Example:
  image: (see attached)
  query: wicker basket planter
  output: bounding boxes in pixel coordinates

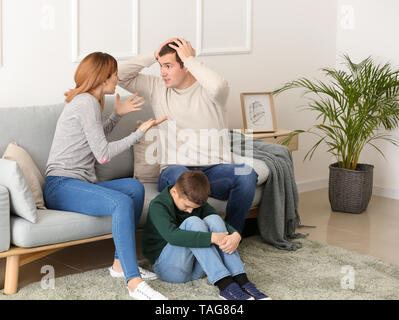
[328,163,374,214]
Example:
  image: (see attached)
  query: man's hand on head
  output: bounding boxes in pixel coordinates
[167,38,196,63]
[154,37,179,60]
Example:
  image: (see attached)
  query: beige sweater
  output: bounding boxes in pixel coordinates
[118,54,232,169]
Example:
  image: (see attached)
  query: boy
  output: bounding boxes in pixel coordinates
[142,170,270,300]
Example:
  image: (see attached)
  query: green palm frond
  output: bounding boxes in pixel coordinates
[274,55,399,170]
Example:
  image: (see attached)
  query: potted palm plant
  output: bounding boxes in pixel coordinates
[274,55,399,213]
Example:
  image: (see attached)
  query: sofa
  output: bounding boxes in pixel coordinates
[0,96,269,295]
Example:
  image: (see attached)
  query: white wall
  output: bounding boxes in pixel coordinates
[336,0,399,199]
[1,0,341,193]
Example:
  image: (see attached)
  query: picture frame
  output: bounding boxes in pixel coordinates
[240,92,278,133]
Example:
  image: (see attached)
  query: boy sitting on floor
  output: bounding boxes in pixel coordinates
[142,170,271,300]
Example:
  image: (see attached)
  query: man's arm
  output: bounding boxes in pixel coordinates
[117,54,162,100]
[169,39,230,108]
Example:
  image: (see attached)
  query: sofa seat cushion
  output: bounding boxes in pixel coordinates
[232,153,270,186]
[10,184,265,248]
[10,210,113,248]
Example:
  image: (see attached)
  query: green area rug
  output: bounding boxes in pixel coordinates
[1,236,398,300]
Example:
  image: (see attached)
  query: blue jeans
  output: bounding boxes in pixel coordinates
[43,176,144,282]
[153,214,246,284]
[158,164,258,233]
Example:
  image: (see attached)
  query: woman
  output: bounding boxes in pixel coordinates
[44,52,167,300]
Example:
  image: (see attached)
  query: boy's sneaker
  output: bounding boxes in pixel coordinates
[138,267,158,280]
[108,266,157,280]
[219,282,255,300]
[241,282,272,300]
[128,281,168,300]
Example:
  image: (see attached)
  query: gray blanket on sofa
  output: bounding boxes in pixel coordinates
[229,130,306,251]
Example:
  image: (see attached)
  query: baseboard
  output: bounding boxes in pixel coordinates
[297,178,328,193]
[297,178,399,200]
[372,185,399,200]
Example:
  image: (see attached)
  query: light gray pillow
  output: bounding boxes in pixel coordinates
[232,153,270,185]
[0,159,37,223]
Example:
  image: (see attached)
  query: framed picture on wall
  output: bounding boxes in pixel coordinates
[240,92,278,133]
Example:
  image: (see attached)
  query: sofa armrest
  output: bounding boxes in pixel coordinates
[0,184,10,252]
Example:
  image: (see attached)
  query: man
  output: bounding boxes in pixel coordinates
[118,38,257,233]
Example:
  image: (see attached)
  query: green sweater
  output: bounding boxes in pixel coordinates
[142,185,237,264]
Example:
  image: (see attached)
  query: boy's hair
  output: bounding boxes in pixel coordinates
[175,171,210,206]
[158,42,184,68]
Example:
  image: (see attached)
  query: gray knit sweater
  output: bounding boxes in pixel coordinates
[46,93,144,183]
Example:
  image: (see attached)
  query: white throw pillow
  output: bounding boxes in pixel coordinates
[3,142,46,209]
[0,159,37,223]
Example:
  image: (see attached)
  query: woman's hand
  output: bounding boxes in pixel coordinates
[114,93,145,116]
[137,116,168,134]
[218,232,241,254]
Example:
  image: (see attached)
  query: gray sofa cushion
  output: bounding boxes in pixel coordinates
[0,103,64,177]
[10,209,113,248]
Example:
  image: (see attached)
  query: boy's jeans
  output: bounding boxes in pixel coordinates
[158,164,258,234]
[153,214,246,284]
[44,176,144,282]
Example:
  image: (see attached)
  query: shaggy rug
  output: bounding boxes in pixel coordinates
[1,236,398,300]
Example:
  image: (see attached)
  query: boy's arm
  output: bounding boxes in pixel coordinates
[148,202,212,248]
[117,54,162,100]
[201,203,241,254]
[201,202,238,235]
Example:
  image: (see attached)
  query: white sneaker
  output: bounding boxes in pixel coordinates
[108,266,124,278]
[138,267,158,280]
[108,266,158,280]
[128,281,168,300]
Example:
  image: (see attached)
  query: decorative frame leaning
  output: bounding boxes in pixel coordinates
[240,92,277,133]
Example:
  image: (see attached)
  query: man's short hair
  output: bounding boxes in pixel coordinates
[175,171,210,206]
[159,42,184,68]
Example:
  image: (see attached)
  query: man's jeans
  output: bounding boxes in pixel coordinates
[158,164,258,233]
[153,214,246,284]
[44,176,144,282]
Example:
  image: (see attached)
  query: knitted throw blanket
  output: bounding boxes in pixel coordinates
[229,130,306,250]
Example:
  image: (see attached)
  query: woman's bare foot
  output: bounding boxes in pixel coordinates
[112,259,123,273]
[127,277,143,292]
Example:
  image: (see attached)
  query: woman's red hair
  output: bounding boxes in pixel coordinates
[65,52,117,110]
